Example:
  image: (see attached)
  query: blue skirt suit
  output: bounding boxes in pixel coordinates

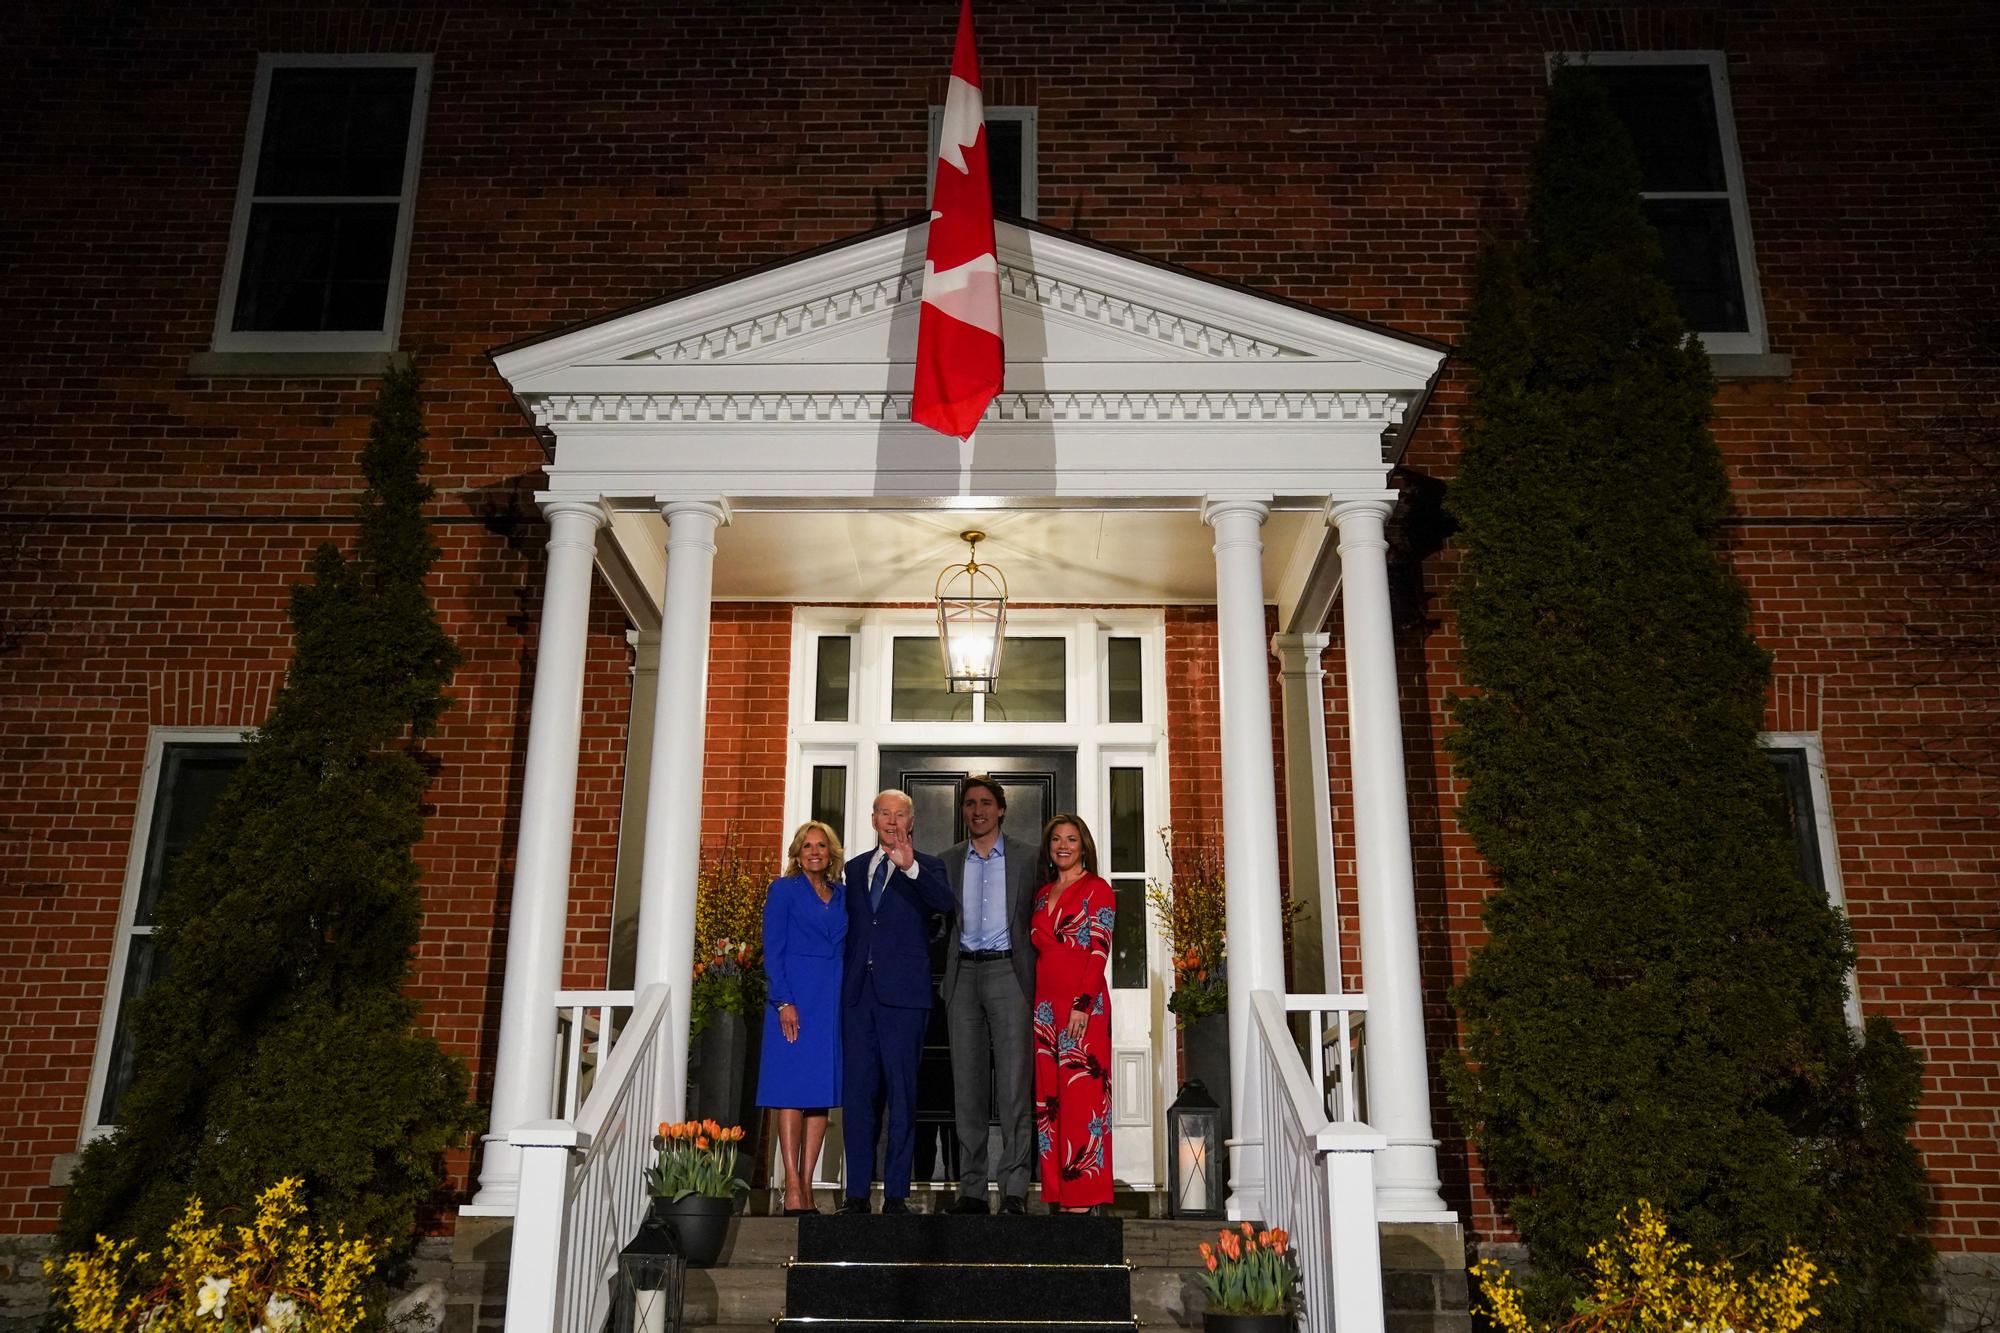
[755,873,847,1109]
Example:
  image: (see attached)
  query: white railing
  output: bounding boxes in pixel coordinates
[552,989,636,1120]
[1283,992,1368,1124]
[1250,989,1387,1333]
[506,983,671,1333]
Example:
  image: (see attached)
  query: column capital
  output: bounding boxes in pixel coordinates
[1271,631,1334,674]
[1201,493,1274,528]
[1326,492,1398,536]
[534,493,611,525]
[655,495,732,527]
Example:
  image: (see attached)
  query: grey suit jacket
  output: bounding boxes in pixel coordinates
[940,833,1040,1004]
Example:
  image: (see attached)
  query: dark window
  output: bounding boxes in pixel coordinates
[1108,767,1147,990]
[1107,637,1144,723]
[228,64,423,336]
[100,742,248,1124]
[1591,61,1752,336]
[1767,747,1827,895]
[986,637,1065,722]
[810,765,849,838]
[987,118,1025,218]
[813,636,852,722]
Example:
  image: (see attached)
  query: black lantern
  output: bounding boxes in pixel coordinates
[613,1212,687,1333]
[1166,1079,1224,1219]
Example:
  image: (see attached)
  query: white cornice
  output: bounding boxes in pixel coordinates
[528,389,1410,430]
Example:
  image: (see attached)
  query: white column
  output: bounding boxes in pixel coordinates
[633,498,729,1123]
[608,630,661,989]
[1331,495,1452,1221]
[1202,495,1288,1221]
[1272,631,1342,994]
[468,496,608,1214]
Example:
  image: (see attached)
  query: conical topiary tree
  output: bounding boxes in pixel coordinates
[1443,65,1931,1330]
[59,364,477,1276]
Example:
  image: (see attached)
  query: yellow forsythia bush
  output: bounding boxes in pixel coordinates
[46,1179,378,1333]
[1472,1201,1830,1333]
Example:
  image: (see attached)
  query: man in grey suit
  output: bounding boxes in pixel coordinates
[940,775,1039,1214]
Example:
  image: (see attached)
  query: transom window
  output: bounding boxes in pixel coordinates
[1562,52,1768,356]
[213,55,432,353]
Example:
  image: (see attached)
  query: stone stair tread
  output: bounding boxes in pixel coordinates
[776,1323,1139,1332]
[784,1263,1132,1322]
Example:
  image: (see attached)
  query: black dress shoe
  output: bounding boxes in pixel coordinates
[783,1206,818,1217]
[836,1197,869,1215]
[998,1195,1027,1215]
[947,1196,990,1215]
[880,1197,912,1215]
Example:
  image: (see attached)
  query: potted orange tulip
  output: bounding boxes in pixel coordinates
[646,1118,749,1266]
[1196,1221,1300,1332]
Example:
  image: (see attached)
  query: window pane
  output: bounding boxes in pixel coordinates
[135,744,248,927]
[814,636,852,722]
[256,67,417,196]
[1107,637,1143,723]
[98,936,158,1124]
[1112,878,1146,990]
[810,765,848,836]
[1767,748,1827,894]
[107,741,247,1123]
[1595,65,1725,193]
[891,636,970,721]
[987,637,1065,722]
[988,117,1025,218]
[1108,767,1145,875]
[1644,198,1748,333]
[232,202,398,332]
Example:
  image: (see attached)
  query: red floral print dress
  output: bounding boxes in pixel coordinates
[1030,872,1114,1207]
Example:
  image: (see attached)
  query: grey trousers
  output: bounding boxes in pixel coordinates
[946,957,1035,1201]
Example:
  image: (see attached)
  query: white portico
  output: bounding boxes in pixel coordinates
[464,217,1452,1228]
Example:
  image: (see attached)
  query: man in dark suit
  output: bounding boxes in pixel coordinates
[940,776,1040,1215]
[840,788,956,1214]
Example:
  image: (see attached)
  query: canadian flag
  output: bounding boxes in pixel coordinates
[912,0,1004,441]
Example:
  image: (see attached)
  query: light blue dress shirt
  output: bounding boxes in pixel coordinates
[960,840,1011,951]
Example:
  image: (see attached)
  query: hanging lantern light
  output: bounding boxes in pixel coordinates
[935,529,1007,693]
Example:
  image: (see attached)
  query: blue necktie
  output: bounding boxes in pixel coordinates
[870,855,892,912]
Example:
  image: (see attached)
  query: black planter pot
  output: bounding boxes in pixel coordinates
[689,1009,748,1127]
[647,1194,735,1267]
[1181,1010,1233,1137]
[1201,1313,1292,1333]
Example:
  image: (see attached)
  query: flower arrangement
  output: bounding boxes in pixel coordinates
[1471,1201,1829,1333]
[647,1119,751,1201]
[690,833,767,1035]
[1197,1221,1299,1316]
[1146,828,1229,1021]
[45,1178,377,1333]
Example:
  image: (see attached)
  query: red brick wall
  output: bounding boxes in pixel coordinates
[2,0,1993,1255]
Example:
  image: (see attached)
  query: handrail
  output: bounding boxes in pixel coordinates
[506,983,672,1333]
[1251,989,1386,1333]
[1283,992,1368,1124]
[552,989,636,1120]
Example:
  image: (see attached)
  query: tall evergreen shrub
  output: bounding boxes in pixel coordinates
[59,366,477,1273]
[1444,67,1931,1330]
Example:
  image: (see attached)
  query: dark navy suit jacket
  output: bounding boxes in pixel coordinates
[842,847,955,1009]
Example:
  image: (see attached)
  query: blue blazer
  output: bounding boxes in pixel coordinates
[842,847,955,1010]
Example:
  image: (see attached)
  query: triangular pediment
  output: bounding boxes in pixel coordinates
[493,218,1447,398]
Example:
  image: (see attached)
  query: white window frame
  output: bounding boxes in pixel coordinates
[928,104,1038,221]
[1762,731,1863,1030]
[1556,51,1769,356]
[211,53,433,354]
[81,726,251,1142]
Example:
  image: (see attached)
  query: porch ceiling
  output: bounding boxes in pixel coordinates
[630,506,1314,604]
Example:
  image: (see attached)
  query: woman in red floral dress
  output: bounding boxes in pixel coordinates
[1030,814,1114,1212]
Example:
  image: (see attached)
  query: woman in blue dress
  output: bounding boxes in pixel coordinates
[756,819,847,1216]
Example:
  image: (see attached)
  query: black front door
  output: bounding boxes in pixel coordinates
[875,748,1078,1185]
